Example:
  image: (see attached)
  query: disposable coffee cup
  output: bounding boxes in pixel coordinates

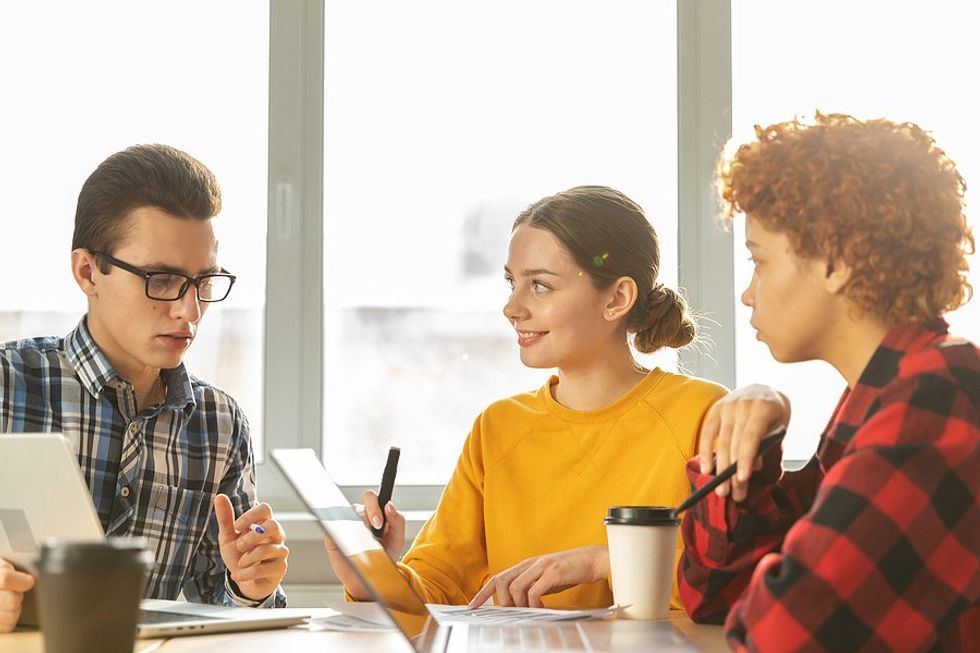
[36,538,154,653]
[604,506,679,620]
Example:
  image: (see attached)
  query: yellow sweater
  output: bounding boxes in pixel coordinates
[398,369,727,609]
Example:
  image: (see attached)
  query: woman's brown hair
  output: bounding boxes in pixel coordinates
[514,185,696,353]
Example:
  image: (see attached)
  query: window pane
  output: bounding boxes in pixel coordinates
[732,0,980,460]
[323,1,677,484]
[0,2,269,454]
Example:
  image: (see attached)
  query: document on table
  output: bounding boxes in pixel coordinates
[313,601,620,631]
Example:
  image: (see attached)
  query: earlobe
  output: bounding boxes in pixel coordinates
[604,277,639,320]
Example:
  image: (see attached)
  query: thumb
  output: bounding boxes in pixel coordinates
[213,494,238,544]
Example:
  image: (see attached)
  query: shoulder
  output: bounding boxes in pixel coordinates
[639,370,728,413]
[897,332,979,404]
[1,335,66,361]
[859,333,979,450]
[186,373,250,431]
[0,336,67,380]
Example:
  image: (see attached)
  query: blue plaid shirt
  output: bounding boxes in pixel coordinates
[0,317,286,608]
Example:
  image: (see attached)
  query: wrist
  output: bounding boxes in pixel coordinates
[592,545,610,583]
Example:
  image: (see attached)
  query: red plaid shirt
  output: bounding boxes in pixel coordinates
[678,320,980,652]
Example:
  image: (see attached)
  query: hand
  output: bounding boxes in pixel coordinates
[214,494,289,602]
[468,545,609,609]
[324,490,406,600]
[698,384,791,502]
[0,557,34,633]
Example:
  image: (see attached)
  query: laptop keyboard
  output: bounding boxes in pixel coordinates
[468,624,587,652]
[138,609,221,625]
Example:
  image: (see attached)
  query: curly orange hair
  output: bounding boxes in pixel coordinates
[717,112,974,323]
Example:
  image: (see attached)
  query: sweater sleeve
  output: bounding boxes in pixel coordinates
[397,417,489,605]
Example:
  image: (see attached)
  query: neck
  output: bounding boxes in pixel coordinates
[85,314,162,408]
[823,312,892,388]
[552,345,649,411]
[135,374,164,411]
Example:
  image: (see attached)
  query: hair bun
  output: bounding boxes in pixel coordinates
[633,284,696,352]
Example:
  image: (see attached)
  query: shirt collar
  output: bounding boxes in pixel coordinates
[65,316,198,416]
[65,317,119,398]
[856,318,950,390]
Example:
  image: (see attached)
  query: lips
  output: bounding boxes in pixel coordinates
[516,329,548,347]
[158,332,194,350]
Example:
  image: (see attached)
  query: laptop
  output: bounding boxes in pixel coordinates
[272,447,702,652]
[0,433,307,637]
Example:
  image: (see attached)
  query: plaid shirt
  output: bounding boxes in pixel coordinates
[678,320,979,652]
[0,318,286,608]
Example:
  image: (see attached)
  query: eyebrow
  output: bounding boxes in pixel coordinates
[503,266,560,277]
[143,262,221,276]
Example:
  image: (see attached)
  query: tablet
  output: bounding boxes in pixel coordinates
[0,433,104,572]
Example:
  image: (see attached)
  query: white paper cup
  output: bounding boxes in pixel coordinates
[604,506,679,620]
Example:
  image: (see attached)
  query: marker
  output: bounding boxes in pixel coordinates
[249,523,266,535]
[670,428,786,519]
[372,446,400,539]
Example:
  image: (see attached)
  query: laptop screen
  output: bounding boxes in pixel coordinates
[272,449,437,647]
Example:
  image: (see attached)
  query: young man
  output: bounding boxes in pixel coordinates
[679,114,979,651]
[0,145,289,632]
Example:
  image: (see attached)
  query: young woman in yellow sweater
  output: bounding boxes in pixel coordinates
[327,186,727,610]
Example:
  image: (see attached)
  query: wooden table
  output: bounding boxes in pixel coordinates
[8,609,728,652]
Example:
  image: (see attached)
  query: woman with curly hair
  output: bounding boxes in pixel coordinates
[679,113,979,651]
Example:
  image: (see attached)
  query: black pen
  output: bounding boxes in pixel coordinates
[670,428,786,520]
[372,446,400,539]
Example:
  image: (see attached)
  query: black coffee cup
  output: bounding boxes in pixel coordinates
[36,538,154,653]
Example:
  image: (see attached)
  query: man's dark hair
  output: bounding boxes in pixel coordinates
[72,144,222,272]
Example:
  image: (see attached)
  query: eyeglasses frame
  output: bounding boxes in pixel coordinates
[88,250,237,303]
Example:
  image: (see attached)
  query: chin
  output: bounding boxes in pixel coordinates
[519,353,555,370]
[767,345,805,365]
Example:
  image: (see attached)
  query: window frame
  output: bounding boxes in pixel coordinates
[260,0,735,512]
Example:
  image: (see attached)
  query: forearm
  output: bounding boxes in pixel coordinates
[679,450,818,622]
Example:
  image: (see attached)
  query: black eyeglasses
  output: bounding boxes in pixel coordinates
[89,250,237,302]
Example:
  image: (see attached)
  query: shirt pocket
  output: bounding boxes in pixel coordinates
[141,483,215,597]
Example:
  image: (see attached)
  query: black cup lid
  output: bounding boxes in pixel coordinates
[604,505,679,526]
[39,537,154,572]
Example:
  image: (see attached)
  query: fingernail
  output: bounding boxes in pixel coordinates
[371,516,382,528]
[700,461,709,474]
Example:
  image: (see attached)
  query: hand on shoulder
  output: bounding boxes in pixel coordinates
[699,384,791,502]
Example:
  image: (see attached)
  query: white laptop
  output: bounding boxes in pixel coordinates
[272,447,702,653]
[0,433,307,637]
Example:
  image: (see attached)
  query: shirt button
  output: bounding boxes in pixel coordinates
[121,486,131,498]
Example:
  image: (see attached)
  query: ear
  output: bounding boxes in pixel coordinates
[603,276,638,321]
[71,249,100,298]
[823,257,852,295]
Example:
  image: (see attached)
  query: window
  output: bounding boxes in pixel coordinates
[322,0,678,484]
[731,0,980,460]
[0,1,269,452]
